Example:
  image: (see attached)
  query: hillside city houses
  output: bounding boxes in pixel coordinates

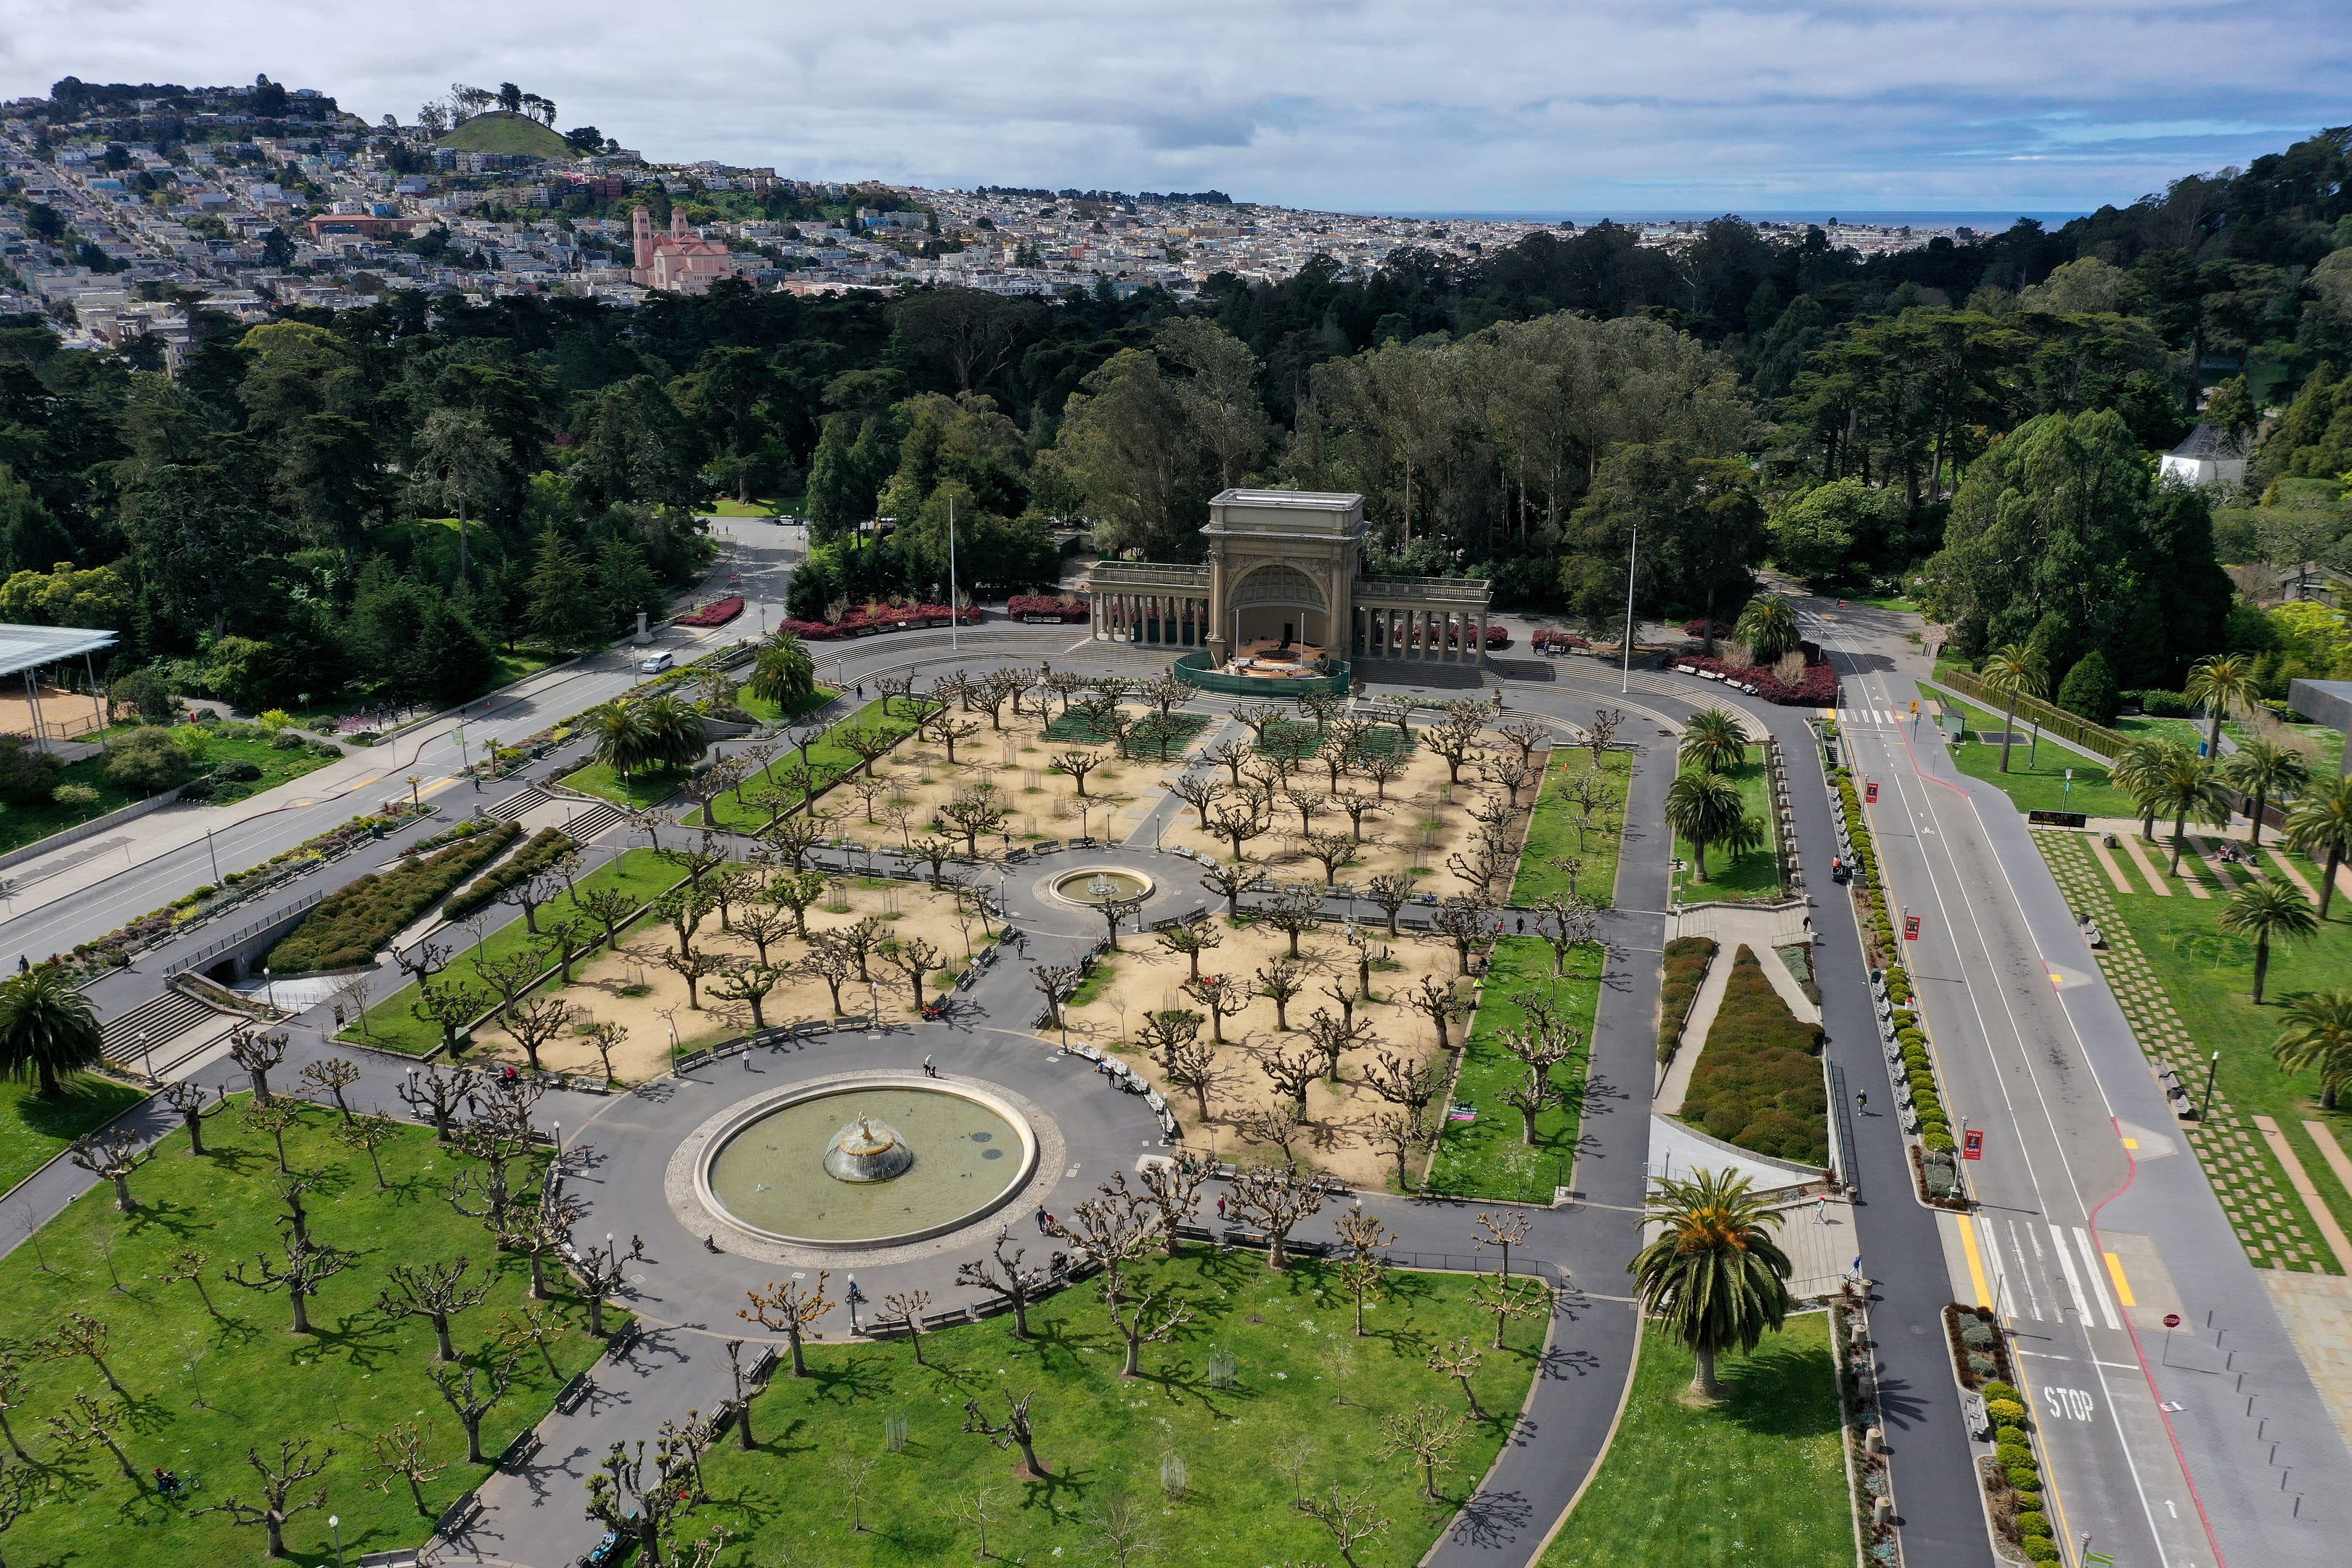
[1,81,1970,361]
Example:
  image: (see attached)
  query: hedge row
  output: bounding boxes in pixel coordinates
[1657,936,1718,1063]
[446,826,579,920]
[1832,764,1898,965]
[1679,944,1829,1166]
[1931,669,2128,759]
[267,821,523,973]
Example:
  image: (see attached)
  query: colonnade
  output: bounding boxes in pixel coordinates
[1089,592,1210,647]
[1352,605,1489,663]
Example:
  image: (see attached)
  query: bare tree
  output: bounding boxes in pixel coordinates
[298,1058,362,1121]
[1048,746,1106,798]
[882,1289,934,1365]
[1258,882,1326,957]
[882,934,944,1012]
[1427,1336,1487,1419]
[652,936,729,1010]
[1252,1039,1321,1116]
[335,1111,400,1189]
[498,995,578,1074]
[722,1339,760,1450]
[1199,857,1268,918]
[393,936,453,989]
[1167,771,1225,830]
[562,1233,626,1336]
[428,1352,518,1465]
[1334,1209,1395,1335]
[1303,1479,1391,1567]
[226,1233,355,1335]
[1226,1162,1327,1270]
[163,1079,229,1155]
[1298,829,1361,885]
[1380,1403,1469,1501]
[1363,1049,1439,1114]
[412,977,491,1053]
[380,1257,491,1362]
[240,1096,303,1175]
[1420,703,1489,784]
[941,788,1011,854]
[800,936,857,1017]
[1496,717,1549,767]
[398,1063,478,1141]
[963,1389,1050,1477]
[44,1389,136,1483]
[38,1312,126,1396]
[369,1419,448,1514]
[1474,1208,1533,1281]
[1433,893,1493,974]
[1136,1161,1207,1254]
[740,1273,833,1377]
[764,809,838,872]
[1180,973,1246,1044]
[1093,889,1148,952]
[573,883,640,951]
[956,1234,1040,1338]
[229,1027,289,1103]
[1202,795,1271,860]
[588,1437,695,1568]
[1331,790,1386,844]
[951,1480,1009,1556]
[1252,961,1304,1031]
[709,959,788,1031]
[0,1354,31,1459]
[1089,1490,1158,1568]
[496,1303,568,1373]
[1404,976,1468,1053]
[1300,1006,1372,1082]
[1532,894,1599,977]
[1363,870,1413,936]
[1148,1023,1228,1126]
[1155,919,1222,979]
[1367,1108,1438,1191]
[1583,706,1623,767]
[496,870,562,936]
[1230,1103,1312,1166]
[1470,1270,1548,1349]
[68,1130,155,1213]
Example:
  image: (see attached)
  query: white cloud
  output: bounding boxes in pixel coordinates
[5,1,2346,211]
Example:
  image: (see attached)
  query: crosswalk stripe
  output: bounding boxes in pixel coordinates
[2074,1228,2122,1331]
[2050,1222,2094,1326]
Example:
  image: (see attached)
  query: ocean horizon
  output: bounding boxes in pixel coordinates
[1382,208,2091,230]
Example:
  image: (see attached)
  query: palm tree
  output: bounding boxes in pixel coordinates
[637,695,709,773]
[1733,595,1800,665]
[1628,1168,1792,1403]
[2144,748,2232,876]
[2285,774,2352,920]
[745,632,817,711]
[581,701,657,785]
[2273,991,2352,1110]
[2112,737,2189,842]
[1679,709,1747,775]
[1976,644,2046,775]
[2218,739,2310,849]
[2184,653,2260,763]
[2218,881,2319,1004]
[1665,769,1747,883]
[0,966,105,1098]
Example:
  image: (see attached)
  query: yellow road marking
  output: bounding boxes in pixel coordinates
[418,776,460,797]
[2104,1251,2136,1307]
[2121,1138,2139,1149]
[1959,1214,1993,1309]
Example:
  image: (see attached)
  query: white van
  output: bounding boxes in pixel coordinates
[638,650,674,674]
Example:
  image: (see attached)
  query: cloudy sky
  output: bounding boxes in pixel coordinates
[6,1,2345,216]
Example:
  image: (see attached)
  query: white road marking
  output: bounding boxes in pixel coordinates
[2075,1226,2122,1331]
[2051,1222,2093,1323]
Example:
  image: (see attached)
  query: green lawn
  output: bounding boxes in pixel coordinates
[2035,830,2352,1265]
[1921,686,2141,819]
[0,1073,150,1193]
[1678,748,1780,903]
[691,1247,1545,1568]
[556,759,692,809]
[1426,936,1598,1202]
[706,497,781,517]
[342,848,681,1055]
[1538,1313,1850,1568]
[0,1099,609,1568]
[0,726,340,859]
[735,682,839,727]
[1511,748,1630,905]
[696,697,921,831]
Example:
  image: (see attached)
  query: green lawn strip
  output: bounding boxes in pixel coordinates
[1045,709,1212,758]
[2059,848,2352,1257]
[0,1074,150,1193]
[1426,936,1596,1201]
[1254,718,1417,761]
[706,498,780,517]
[1919,686,2141,819]
[0,727,339,859]
[1511,748,1629,905]
[733,682,838,727]
[556,759,690,809]
[2224,719,2345,775]
[341,847,680,1055]
[1537,1313,1849,1568]
[695,1247,1543,1567]
[0,1102,610,1568]
[1675,945,1829,1167]
[2115,714,2205,748]
[695,696,923,831]
[1677,748,1779,903]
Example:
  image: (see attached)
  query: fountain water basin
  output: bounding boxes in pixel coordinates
[1051,867,1153,906]
[700,1081,1035,1247]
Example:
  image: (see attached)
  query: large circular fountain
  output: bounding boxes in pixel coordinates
[1052,867,1153,906]
[700,1081,1036,1246]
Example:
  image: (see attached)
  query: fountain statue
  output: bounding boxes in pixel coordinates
[824,1114,915,1183]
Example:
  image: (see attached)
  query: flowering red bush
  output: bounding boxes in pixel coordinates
[774,604,984,641]
[1532,629,1588,651]
[1008,593,1090,623]
[1675,647,1837,706]
[1681,618,1734,638]
[676,596,745,627]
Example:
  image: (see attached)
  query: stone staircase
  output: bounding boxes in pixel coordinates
[99,983,240,1079]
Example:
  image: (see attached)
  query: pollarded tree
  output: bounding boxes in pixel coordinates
[1419,703,1488,784]
[588,1437,697,1567]
[228,1025,289,1103]
[68,1129,155,1214]
[883,936,944,1012]
[1432,893,1493,974]
[1167,771,1225,832]
[1363,1048,1438,1114]
[1135,1160,1209,1254]
[163,1079,229,1155]
[397,1063,479,1141]
[1199,858,1268,919]
[1255,961,1305,1030]
[1334,1208,1394,1335]
[1629,1167,1793,1402]
[957,1233,1042,1338]
[1532,894,1599,978]
[378,1257,492,1362]
[1225,1161,1327,1270]
[709,959,788,1030]
[963,1389,1050,1478]
[1470,1270,1548,1350]
[1299,829,1363,885]
[1426,1336,1487,1419]
[1405,975,1468,1053]
[1204,796,1271,860]
[226,1233,356,1336]
[1181,973,1247,1044]
[37,1312,126,1397]
[1049,747,1106,798]
[740,1272,833,1377]
[369,1418,449,1514]
[1367,1108,1437,1191]
[298,1057,362,1121]
[1156,918,1222,980]
[195,1438,333,1559]
[412,978,490,1052]
[1363,870,1413,936]
[499,995,579,1074]
[430,1351,519,1466]
[1259,882,1325,957]
[1379,1402,1467,1503]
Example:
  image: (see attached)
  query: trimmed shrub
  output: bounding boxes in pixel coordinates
[266,820,521,972]
[1996,1440,2035,1469]
[2012,1490,2042,1515]
[2022,1535,2060,1563]
[1986,1398,2028,1427]
[445,826,579,920]
[213,759,263,783]
[1966,1352,1996,1379]
[1994,1423,2029,1450]
[1981,1381,2021,1405]
[2015,1511,2049,1538]
[103,727,195,793]
[1923,1129,1956,1153]
[271,729,306,749]
[1961,1320,1997,1351]
[1678,945,1828,1165]
[1657,936,1718,1061]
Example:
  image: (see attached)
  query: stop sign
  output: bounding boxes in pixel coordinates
[2164,1314,2181,1328]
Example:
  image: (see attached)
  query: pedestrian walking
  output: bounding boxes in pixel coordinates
[1855,1090,1868,1112]
[1516,916,1526,934]
[923,1053,935,1077]
[1814,1196,1829,1225]
[1036,1204,1050,1233]
[629,1234,645,1260]
[1216,1195,1227,1219]
[333,1005,346,1029]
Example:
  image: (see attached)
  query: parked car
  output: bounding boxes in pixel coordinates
[638,650,674,674]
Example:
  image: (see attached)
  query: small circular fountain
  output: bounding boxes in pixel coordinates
[698,1080,1037,1247]
[1052,867,1153,906]
[824,1115,915,1183]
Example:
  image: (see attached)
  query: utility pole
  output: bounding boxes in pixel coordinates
[1620,523,1639,695]
[947,491,960,654]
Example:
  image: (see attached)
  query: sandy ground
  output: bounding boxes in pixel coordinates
[1153,716,1538,897]
[474,875,986,1083]
[1055,912,1465,1188]
[819,701,1201,850]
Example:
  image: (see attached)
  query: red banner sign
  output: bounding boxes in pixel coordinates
[1962,1128,1985,1161]
[1865,780,1879,803]
[1904,915,1922,942]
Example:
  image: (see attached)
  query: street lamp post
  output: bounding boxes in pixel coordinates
[1620,522,1640,695]
[329,1515,343,1568]
[139,1030,152,1082]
